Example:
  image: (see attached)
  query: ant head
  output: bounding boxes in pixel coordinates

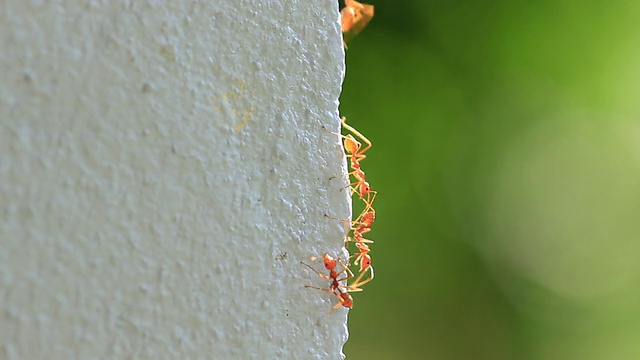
[343,135,361,154]
[359,181,370,195]
[360,254,372,271]
[322,254,337,270]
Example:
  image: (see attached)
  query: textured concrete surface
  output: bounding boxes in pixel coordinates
[0,1,349,358]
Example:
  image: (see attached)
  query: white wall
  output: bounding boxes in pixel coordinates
[0,1,350,358]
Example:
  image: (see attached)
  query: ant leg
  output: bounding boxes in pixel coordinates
[345,236,374,245]
[347,266,374,292]
[356,188,377,207]
[357,191,376,215]
[349,252,365,266]
[304,285,330,291]
[351,269,374,290]
[350,231,374,243]
[322,124,355,143]
[305,285,350,310]
[321,256,355,283]
[352,192,377,221]
[321,125,341,137]
[324,213,350,224]
[300,262,332,282]
[354,237,374,244]
[341,181,360,191]
[338,258,355,278]
[322,125,357,150]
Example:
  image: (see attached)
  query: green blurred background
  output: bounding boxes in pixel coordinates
[339,1,640,359]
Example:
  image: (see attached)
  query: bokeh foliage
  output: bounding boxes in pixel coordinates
[340,1,640,359]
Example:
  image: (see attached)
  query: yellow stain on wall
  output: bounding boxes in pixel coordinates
[159,45,176,62]
[212,79,254,131]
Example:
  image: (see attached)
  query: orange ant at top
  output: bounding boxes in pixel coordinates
[341,0,375,44]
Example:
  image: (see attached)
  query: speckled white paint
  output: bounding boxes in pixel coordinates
[0,1,350,359]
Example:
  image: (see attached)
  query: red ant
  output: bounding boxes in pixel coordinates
[301,254,354,309]
[341,0,375,46]
[301,254,376,309]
